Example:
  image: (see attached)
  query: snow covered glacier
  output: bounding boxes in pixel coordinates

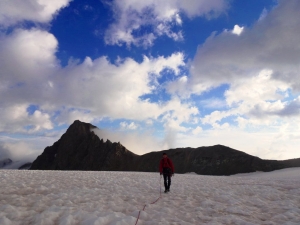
[0,168,300,225]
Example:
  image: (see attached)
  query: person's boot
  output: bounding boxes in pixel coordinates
[164,182,168,193]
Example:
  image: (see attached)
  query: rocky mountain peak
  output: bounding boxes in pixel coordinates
[30,120,136,171]
[68,120,96,133]
[30,120,300,175]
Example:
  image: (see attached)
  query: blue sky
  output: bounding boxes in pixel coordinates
[1,0,300,162]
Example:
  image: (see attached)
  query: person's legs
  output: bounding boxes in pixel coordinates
[163,173,168,192]
[167,175,171,191]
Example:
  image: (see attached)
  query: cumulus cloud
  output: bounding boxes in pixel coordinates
[55,108,96,125]
[0,29,58,83]
[232,24,244,35]
[277,97,300,117]
[167,75,189,97]
[0,0,72,27]
[92,128,170,155]
[168,0,300,122]
[91,98,199,155]
[176,126,300,160]
[189,0,300,93]
[192,126,203,135]
[0,135,56,162]
[120,122,138,130]
[0,104,53,133]
[200,69,298,128]
[0,127,62,166]
[157,0,300,160]
[0,28,60,133]
[199,98,227,109]
[0,28,197,134]
[51,52,188,122]
[0,142,36,161]
[104,0,228,47]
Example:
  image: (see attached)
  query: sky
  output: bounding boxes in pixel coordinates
[0,0,300,162]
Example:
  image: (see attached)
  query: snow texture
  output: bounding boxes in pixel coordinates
[0,168,300,225]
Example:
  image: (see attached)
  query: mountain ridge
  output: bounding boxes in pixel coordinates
[30,120,300,175]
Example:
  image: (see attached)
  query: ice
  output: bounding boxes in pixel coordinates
[0,168,300,225]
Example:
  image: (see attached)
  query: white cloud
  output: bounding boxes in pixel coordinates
[0,28,58,84]
[225,70,288,106]
[0,30,197,135]
[277,97,300,117]
[104,0,228,47]
[167,0,300,124]
[167,75,189,97]
[120,122,138,130]
[201,110,234,126]
[91,97,199,155]
[232,24,244,35]
[175,13,182,25]
[0,104,53,133]
[0,134,56,162]
[259,8,268,21]
[55,108,96,125]
[199,98,227,109]
[145,120,153,126]
[186,70,300,161]
[224,69,299,124]
[199,69,298,129]
[189,0,300,93]
[192,126,203,135]
[160,97,199,128]
[0,28,59,134]
[92,128,169,155]
[176,126,300,160]
[162,0,300,161]
[0,0,72,26]
[51,53,187,122]
[0,142,37,162]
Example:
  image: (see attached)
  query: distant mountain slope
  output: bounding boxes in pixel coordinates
[0,158,13,168]
[135,146,283,175]
[19,162,32,170]
[30,120,300,175]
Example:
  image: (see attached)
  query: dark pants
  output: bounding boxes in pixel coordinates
[163,168,172,190]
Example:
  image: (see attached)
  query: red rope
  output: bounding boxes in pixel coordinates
[134,176,162,225]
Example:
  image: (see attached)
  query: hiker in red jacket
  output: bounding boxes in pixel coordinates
[159,153,174,193]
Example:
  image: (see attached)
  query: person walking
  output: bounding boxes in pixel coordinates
[159,153,174,193]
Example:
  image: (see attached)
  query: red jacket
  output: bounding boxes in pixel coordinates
[159,157,174,174]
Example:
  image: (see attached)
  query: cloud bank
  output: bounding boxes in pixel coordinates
[104,0,228,47]
[0,0,72,27]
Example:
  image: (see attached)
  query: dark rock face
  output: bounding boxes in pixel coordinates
[30,120,137,171]
[0,158,13,168]
[30,120,300,175]
[135,146,292,175]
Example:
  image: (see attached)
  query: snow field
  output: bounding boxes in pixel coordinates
[0,168,300,225]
